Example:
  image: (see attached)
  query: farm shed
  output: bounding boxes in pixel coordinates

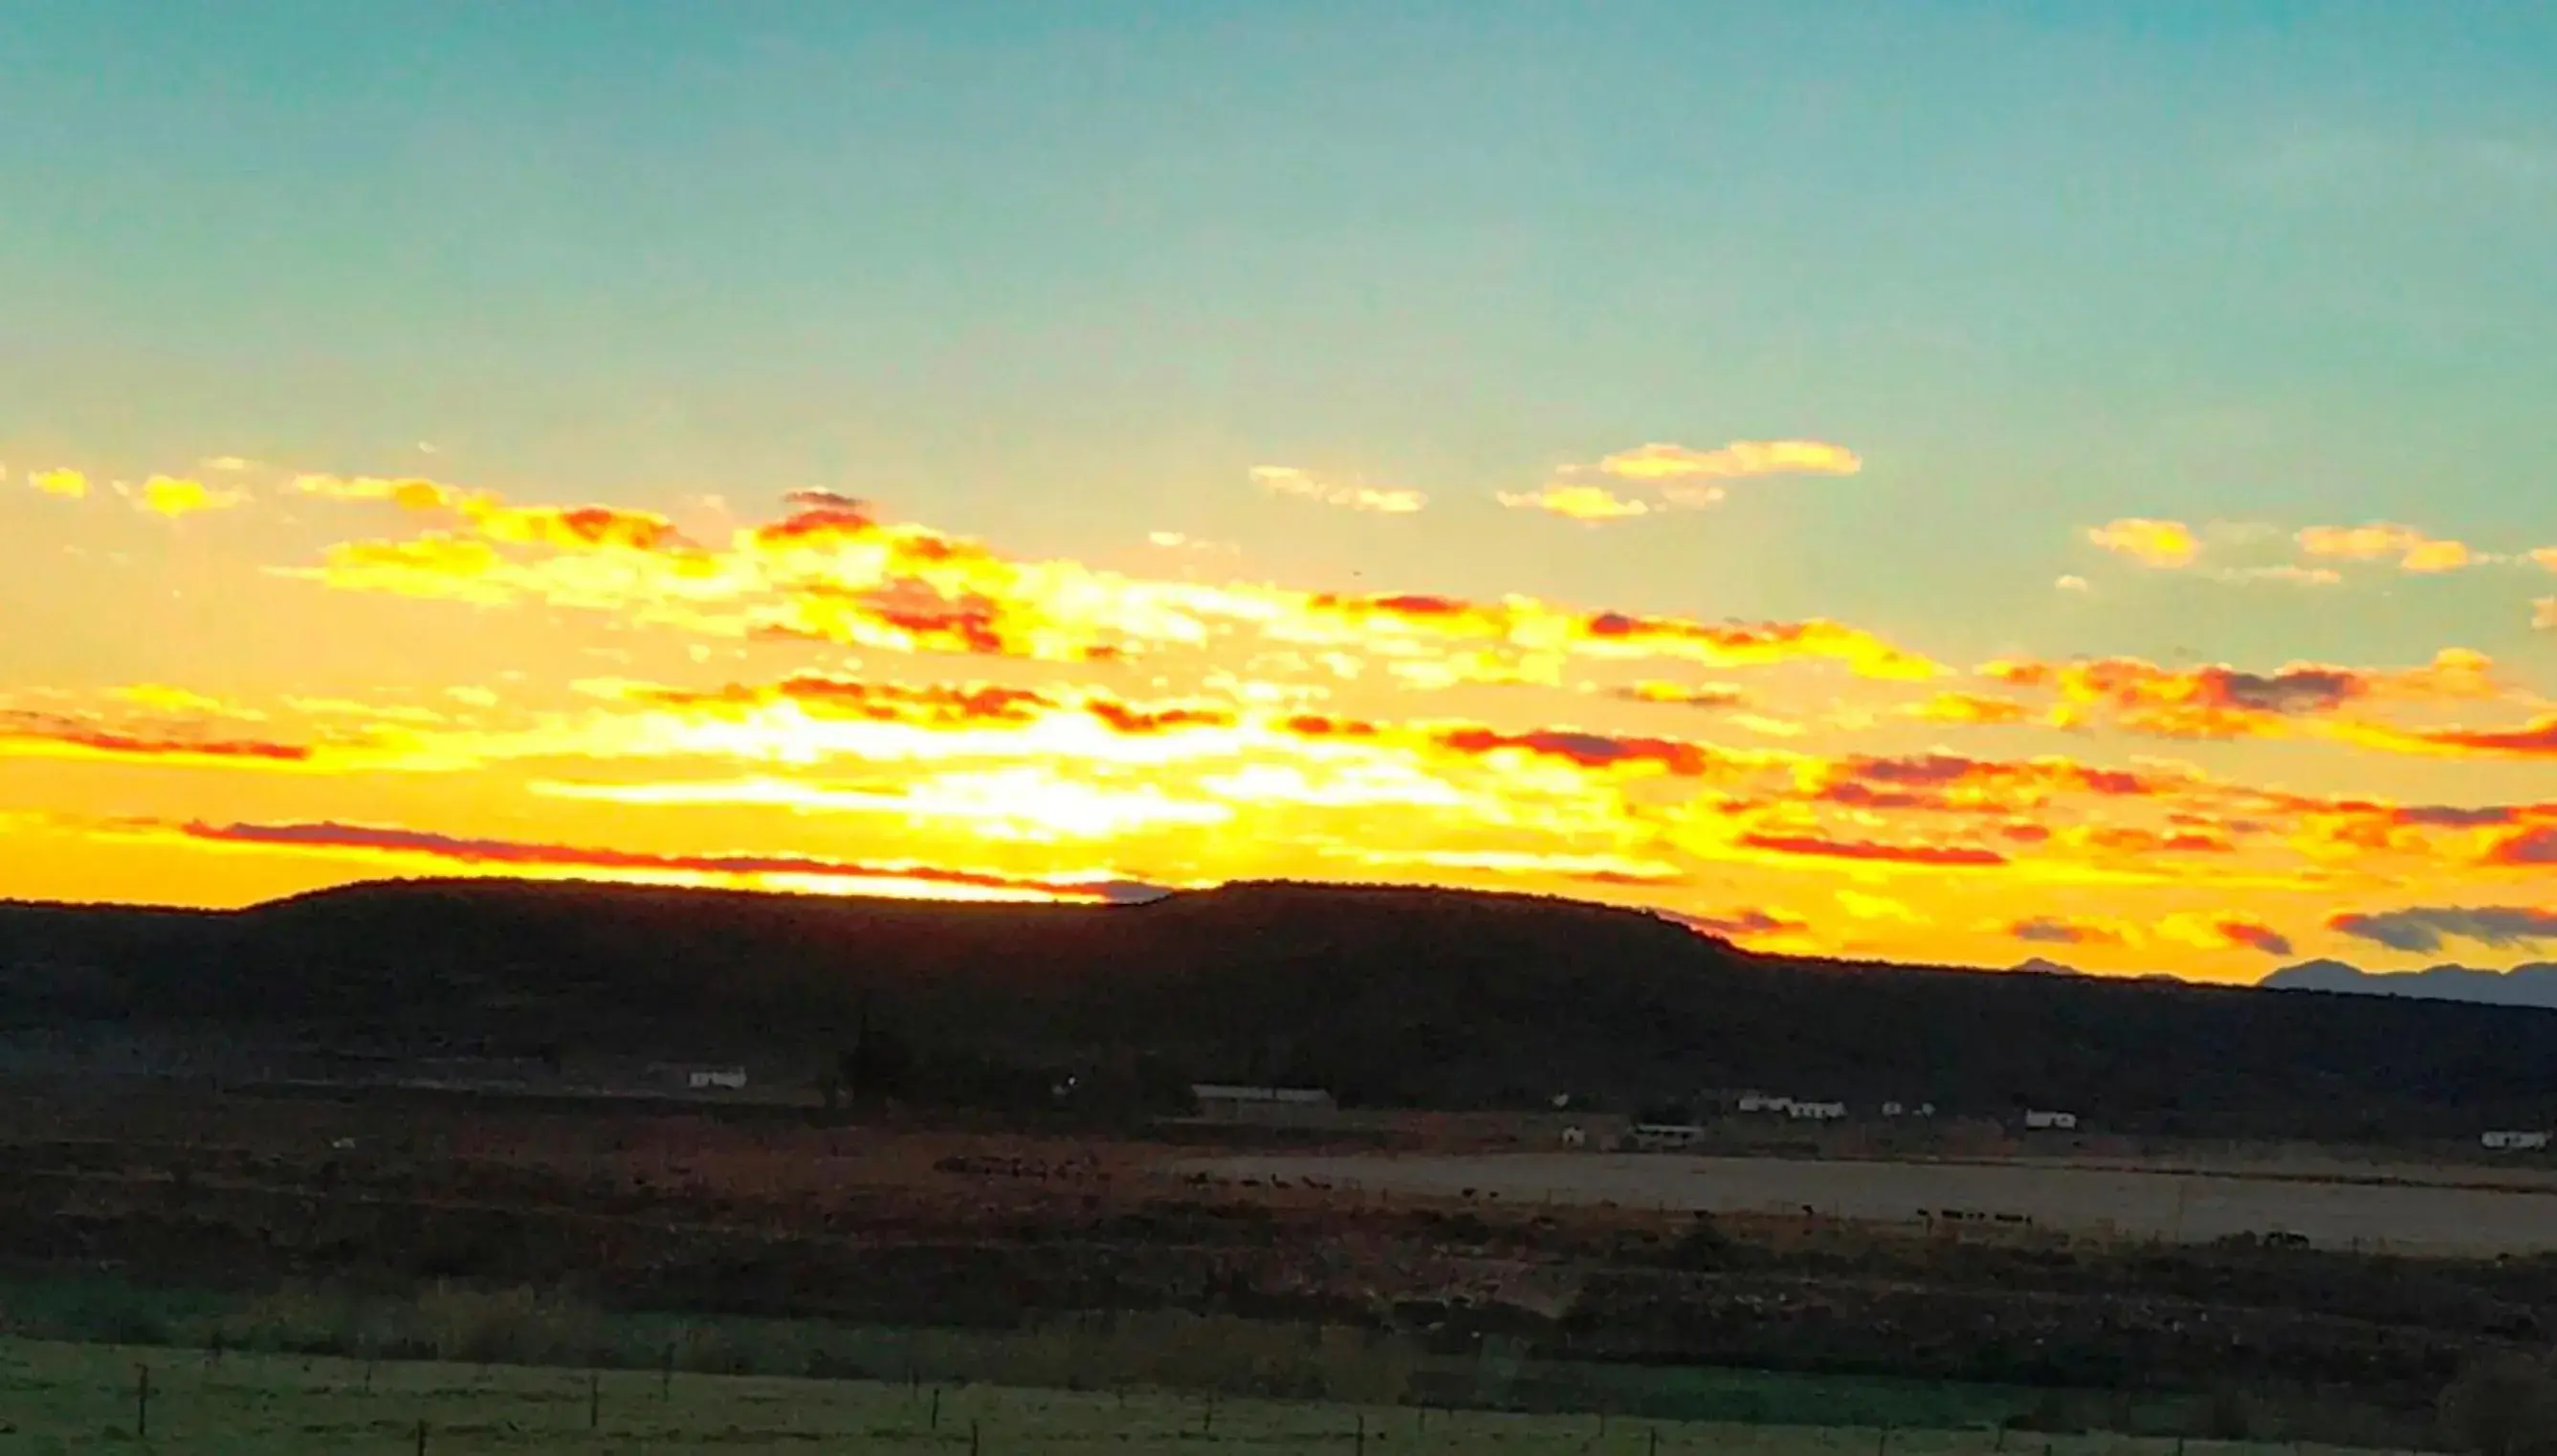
[2023,1109,2079,1131]
[1190,1084,1337,1124]
[2482,1130,2551,1151]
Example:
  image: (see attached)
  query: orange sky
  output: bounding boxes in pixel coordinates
[5,459,2553,980]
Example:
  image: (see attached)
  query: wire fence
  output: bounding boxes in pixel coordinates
[0,1337,2447,1456]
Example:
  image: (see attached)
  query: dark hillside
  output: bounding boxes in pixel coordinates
[4,877,2556,1136]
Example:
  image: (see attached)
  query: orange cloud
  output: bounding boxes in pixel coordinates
[142,474,246,518]
[168,819,1167,903]
[1907,691,2036,726]
[2159,913,2294,957]
[2085,518,2200,568]
[0,711,317,768]
[2297,522,2476,572]
[1496,482,1653,520]
[2532,548,2557,572]
[1249,466,1425,515]
[30,467,88,498]
[1613,680,1751,709]
[1738,832,2007,868]
[1979,650,2502,743]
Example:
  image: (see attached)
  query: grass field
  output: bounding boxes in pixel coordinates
[0,1337,2431,1456]
[1182,1153,2557,1254]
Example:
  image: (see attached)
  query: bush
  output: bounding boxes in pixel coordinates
[2442,1352,2557,1456]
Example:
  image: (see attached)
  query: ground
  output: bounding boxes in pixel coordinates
[0,1338,2414,1455]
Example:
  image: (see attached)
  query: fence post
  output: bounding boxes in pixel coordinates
[663,1345,675,1399]
[136,1364,150,1439]
[932,1387,942,1430]
[1650,1426,1661,1456]
[364,1357,376,1396]
[1880,1425,1891,1456]
[589,1369,602,1429]
[971,1417,982,1456]
[415,1416,430,1455]
[1203,1393,1215,1434]
[1357,1412,1367,1456]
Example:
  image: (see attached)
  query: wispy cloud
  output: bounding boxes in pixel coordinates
[1596,439,1863,483]
[2084,518,2200,568]
[1496,482,1653,520]
[2328,905,2557,955]
[29,467,89,498]
[2296,522,2476,573]
[141,474,247,518]
[2161,913,2294,957]
[1249,466,1425,515]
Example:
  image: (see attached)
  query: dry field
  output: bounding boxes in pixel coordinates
[1179,1151,2557,1254]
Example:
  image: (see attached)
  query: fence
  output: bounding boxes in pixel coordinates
[0,1336,2444,1456]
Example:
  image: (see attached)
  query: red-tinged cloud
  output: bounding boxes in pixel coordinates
[2009,916,2133,947]
[2161,913,2294,957]
[1738,833,2008,868]
[2484,826,2557,866]
[2329,905,2557,954]
[2085,518,2200,568]
[1432,726,1733,778]
[1658,906,1815,941]
[1613,681,1751,709]
[1908,692,2035,725]
[1981,650,2502,744]
[2297,522,2476,573]
[0,711,318,767]
[1575,612,1940,679]
[173,819,1170,903]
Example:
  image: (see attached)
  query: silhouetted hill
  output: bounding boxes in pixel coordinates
[7,877,2557,1136]
[2260,958,2557,1009]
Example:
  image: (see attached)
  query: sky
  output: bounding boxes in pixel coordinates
[4,2,2554,979]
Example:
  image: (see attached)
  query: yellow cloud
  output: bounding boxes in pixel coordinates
[30,468,88,498]
[1598,439,1863,481]
[1495,483,1653,520]
[142,474,246,518]
[2529,547,2557,572]
[1248,466,1425,515]
[2085,518,2200,568]
[2296,521,2475,572]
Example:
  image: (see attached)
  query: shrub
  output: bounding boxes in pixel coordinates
[2442,1352,2557,1456]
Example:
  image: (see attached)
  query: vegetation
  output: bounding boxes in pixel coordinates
[9,877,2557,1135]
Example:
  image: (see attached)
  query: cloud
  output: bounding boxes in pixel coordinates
[1612,680,1751,710]
[171,818,1168,903]
[2296,522,2476,572]
[1738,833,2008,868]
[2215,564,2344,586]
[30,467,88,498]
[1658,906,1815,941]
[1983,650,2502,743]
[0,710,317,768]
[1596,440,1863,483]
[2161,913,2294,957]
[2536,597,2556,630]
[2009,916,2136,947]
[2085,518,2200,568]
[2484,825,2557,866]
[2055,575,2092,594]
[112,684,246,717]
[1249,466,1425,515]
[2533,548,2557,572]
[1496,483,1653,520]
[2329,906,2557,954]
[1907,692,2036,726]
[141,474,246,518]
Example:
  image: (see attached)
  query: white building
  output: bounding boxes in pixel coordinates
[686,1067,748,1091]
[1560,1125,1588,1149]
[1787,1101,1848,1121]
[2482,1130,2552,1152]
[2022,1109,2078,1131]
[1189,1085,1337,1122]
[1737,1092,1790,1114]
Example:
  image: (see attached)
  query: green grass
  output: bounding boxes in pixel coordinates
[0,1336,2412,1456]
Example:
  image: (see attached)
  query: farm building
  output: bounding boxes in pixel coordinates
[1786,1100,1848,1121]
[1190,1084,1337,1123]
[2481,1130,2552,1152]
[685,1067,748,1091]
[1560,1125,1588,1148]
[1630,1122,1706,1150]
[2023,1109,2079,1131]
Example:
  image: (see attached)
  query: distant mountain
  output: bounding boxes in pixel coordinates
[2009,958,2081,976]
[10,877,2557,1136]
[2261,959,2557,1009]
